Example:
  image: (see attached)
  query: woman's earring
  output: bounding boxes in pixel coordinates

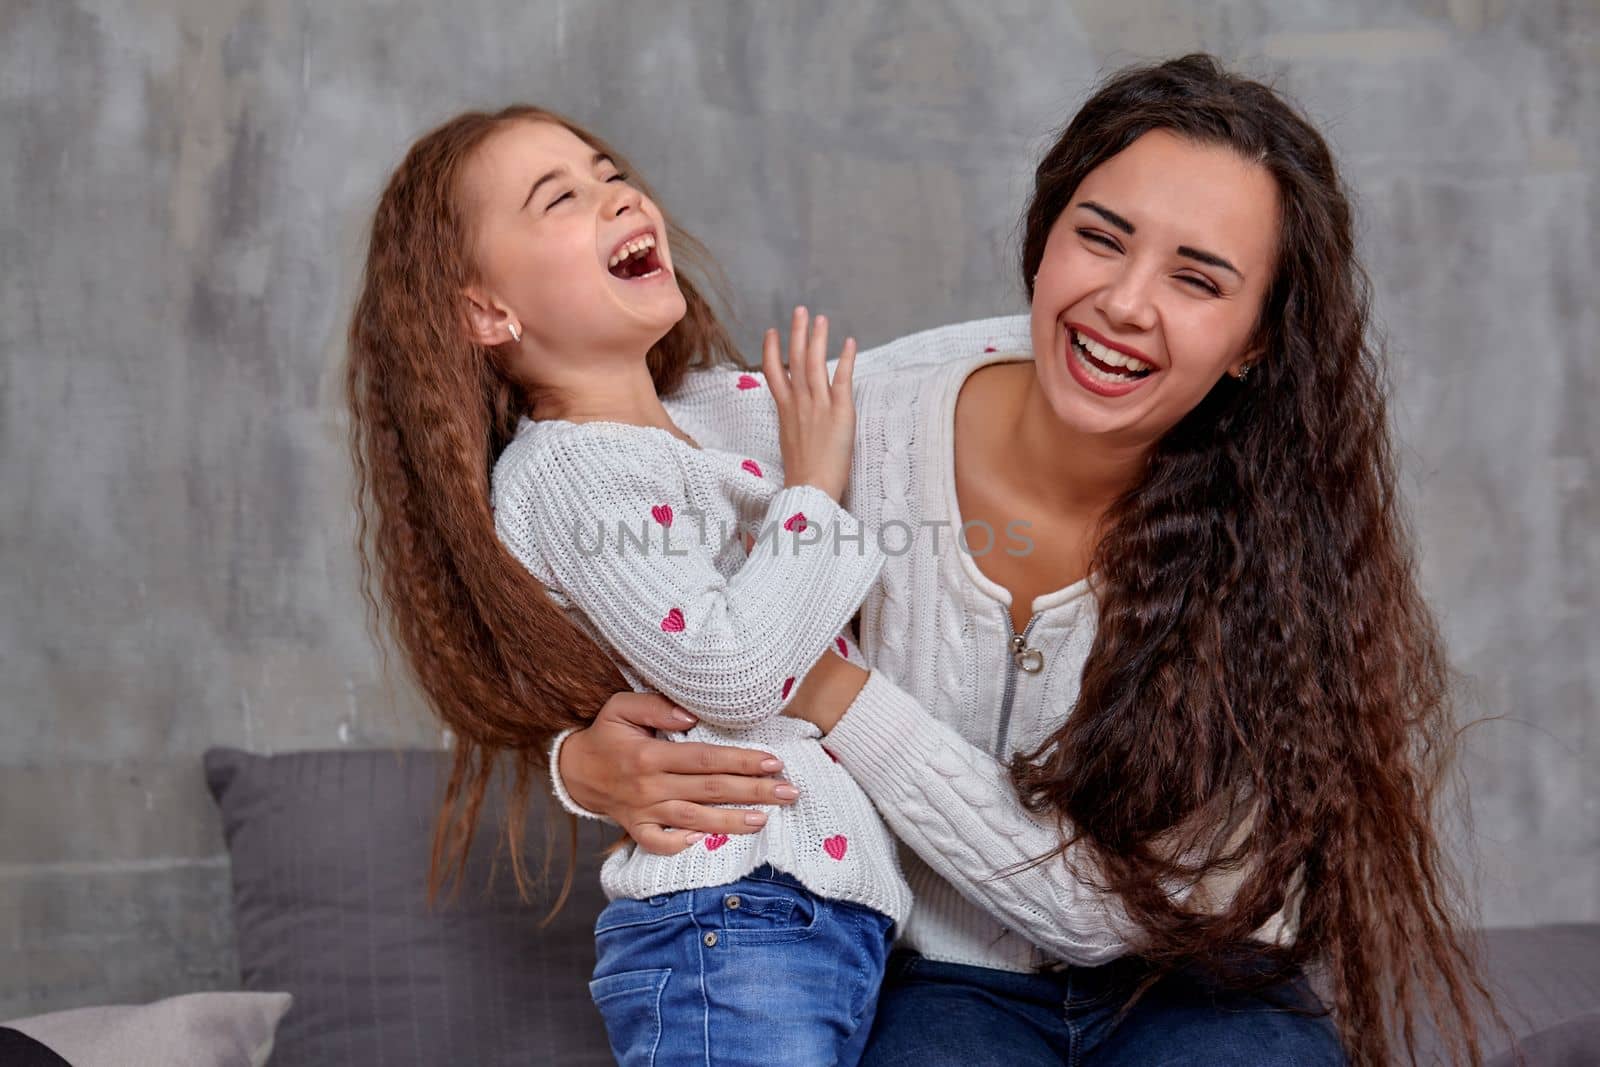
[1235,363,1252,381]
[507,322,521,343]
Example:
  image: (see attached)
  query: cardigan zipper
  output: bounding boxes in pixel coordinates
[995,610,1045,755]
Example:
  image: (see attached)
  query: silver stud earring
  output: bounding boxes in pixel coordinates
[1235,363,1252,381]
[507,322,521,343]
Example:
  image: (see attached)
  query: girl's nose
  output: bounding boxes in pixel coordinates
[606,182,643,218]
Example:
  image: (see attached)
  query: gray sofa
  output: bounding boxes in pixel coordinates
[199,747,1600,1065]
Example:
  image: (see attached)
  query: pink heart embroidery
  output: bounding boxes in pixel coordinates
[736,374,762,390]
[660,608,686,633]
[740,459,763,478]
[781,677,796,700]
[783,512,808,533]
[704,833,730,851]
[823,835,848,861]
[835,637,848,658]
[983,345,997,353]
[651,504,674,527]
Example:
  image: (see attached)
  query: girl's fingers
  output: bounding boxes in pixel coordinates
[832,336,858,400]
[761,327,791,407]
[807,314,830,403]
[788,306,811,402]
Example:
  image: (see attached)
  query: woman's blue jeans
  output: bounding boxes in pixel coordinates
[588,865,894,1066]
[860,950,1347,1066]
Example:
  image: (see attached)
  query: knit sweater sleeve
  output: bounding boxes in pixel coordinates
[822,670,1138,965]
[496,431,885,728]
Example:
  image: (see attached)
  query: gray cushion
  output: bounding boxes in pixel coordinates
[205,747,1600,1066]
[1491,1010,1600,1067]
[1477,925,1600,1064]
[3,991,291,1067]
[204,747,615,1067]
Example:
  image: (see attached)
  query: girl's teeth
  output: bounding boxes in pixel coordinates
[608,234,657,267]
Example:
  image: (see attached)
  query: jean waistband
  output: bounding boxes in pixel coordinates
[887,949,1310,1011]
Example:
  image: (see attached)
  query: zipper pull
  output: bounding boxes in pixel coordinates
[1010,634,1045,674]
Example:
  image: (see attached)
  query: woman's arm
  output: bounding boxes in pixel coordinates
[787,654,1138,966]
[550,693,800,853]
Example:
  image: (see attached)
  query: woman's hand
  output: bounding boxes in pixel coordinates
[782,651,870,734]
[763,305,858,503]
[557,691,800,855]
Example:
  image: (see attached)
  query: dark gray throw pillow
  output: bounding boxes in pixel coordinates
[204,747,616,1067]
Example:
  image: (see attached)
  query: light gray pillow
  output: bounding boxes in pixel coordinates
[3,991,291,1067]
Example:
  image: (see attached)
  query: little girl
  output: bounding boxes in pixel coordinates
[348,105,908,1066]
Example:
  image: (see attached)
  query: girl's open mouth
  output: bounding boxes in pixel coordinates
[608,232,665,280]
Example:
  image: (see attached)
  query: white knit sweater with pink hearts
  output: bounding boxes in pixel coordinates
[492,406,914,923]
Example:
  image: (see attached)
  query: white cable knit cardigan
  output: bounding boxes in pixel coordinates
[543,316,1287,971]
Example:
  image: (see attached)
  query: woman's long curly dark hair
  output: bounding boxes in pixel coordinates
[345,106,741,914]
[1010,56,1502,1066]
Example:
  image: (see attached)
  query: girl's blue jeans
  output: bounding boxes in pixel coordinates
[588,865,894,1066]
[861,950,1347,1066]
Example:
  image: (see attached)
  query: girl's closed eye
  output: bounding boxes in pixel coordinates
[548,172,629,211]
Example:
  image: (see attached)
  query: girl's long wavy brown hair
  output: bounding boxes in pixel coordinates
[1010,55,1503,1065]
[345,105,740,913]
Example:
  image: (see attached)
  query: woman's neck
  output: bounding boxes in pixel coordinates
[979,361,1151,520]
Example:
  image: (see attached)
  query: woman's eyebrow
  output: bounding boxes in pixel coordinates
[1078,200,1135,234]
[1177,245,1241,278]
[1078,200,1241,278]
[522,152,614,209]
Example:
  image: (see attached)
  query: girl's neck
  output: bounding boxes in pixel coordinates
[531,361,680,434]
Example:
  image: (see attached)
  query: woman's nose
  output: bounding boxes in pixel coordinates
[1094,268,1158,331]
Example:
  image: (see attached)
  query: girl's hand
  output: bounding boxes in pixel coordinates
[781,651,870,734]
[761,306,858,503]
[557,691,800,855]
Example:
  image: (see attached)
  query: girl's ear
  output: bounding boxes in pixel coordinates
[461,286,521,347]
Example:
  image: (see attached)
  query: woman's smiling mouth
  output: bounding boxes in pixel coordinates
[1064,323,1158,397]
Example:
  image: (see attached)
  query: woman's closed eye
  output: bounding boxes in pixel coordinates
[1177,273,1221,296]
[1078,228,1122,252]
[1079,229,1222,295]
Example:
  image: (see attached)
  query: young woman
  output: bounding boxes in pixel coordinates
[548,56,1501,1066]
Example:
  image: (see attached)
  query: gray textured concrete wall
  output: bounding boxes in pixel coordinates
[2,0,1595,1015]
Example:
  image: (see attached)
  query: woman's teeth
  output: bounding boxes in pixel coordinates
[1071,329,1152,382]
[608,233,657,269]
